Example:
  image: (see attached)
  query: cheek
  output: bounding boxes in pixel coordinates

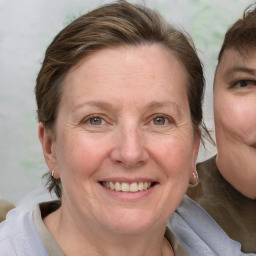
[56,132,108,179]
[215,96,256,143]
[149,133,194,178]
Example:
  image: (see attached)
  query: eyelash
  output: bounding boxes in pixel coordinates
[148,114,174,126]
[230,79,256,89]
[81,113,175,128]
[82,115,107,126]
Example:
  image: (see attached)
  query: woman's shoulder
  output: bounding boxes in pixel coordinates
[0,207,48,256]
[0,207,31,238]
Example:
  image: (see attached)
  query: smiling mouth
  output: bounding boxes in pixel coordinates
[100,181,156,192]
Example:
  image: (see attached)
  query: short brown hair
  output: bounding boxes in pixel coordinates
[35,0,205,198]
[218,5,256,62]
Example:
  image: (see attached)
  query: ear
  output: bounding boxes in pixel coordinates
[189,130,200,184]
[38,123,59,178]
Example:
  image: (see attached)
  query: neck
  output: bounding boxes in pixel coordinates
[44,206,174,256]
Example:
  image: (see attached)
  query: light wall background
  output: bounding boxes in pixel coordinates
[0,0,254,204]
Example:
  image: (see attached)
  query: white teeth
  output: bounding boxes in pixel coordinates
[138,182,144,191]
[130,182,138,192]
[103,181,153,192]
[115,182,121,191]
[121,183,130,192]
[109,182,115,190]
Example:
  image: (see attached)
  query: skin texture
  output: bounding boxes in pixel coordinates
[39,44,200,256]
[214,48,256,199]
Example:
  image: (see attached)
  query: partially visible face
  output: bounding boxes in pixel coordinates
[47,44,199,235]
[214,48,256,199]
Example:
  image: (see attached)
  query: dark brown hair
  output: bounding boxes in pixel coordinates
[218,5,256,62]
[35,0,205,198]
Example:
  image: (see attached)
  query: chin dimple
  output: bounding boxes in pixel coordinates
[101,181,154,192]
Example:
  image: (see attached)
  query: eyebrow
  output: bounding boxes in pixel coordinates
[72,101,114,113]
[145,101,179,111]
[225,66,256,78]
[72,100,180,113]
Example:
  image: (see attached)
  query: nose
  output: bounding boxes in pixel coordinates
[110,125,149,168]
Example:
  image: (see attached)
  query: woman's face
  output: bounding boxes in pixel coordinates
[214,48,256,199]
[45,44,199,234]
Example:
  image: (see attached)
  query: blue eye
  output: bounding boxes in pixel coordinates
[153,116,167,125]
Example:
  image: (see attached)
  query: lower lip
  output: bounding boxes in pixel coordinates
[99,183,157,201]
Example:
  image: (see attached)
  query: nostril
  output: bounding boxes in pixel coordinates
[110,149,149,168]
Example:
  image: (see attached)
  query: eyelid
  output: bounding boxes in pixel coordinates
[229,78,256,89]
[82,114,107,125]
[147,113,175,125]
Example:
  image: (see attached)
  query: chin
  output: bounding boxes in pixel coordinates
[231,174,256,200]
[102,210,161,235]
[242,189,256,200]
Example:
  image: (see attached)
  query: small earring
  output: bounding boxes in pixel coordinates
[189,169,199,188]
[51,169,55,178]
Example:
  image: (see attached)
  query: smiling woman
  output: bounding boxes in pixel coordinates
[40,44,198,237]
[0,1,215,255]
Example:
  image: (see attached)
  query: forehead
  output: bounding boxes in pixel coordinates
[217,48,256,71]
[70,44,186,76]
[215,48,256,83]
[62,44,189,102]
